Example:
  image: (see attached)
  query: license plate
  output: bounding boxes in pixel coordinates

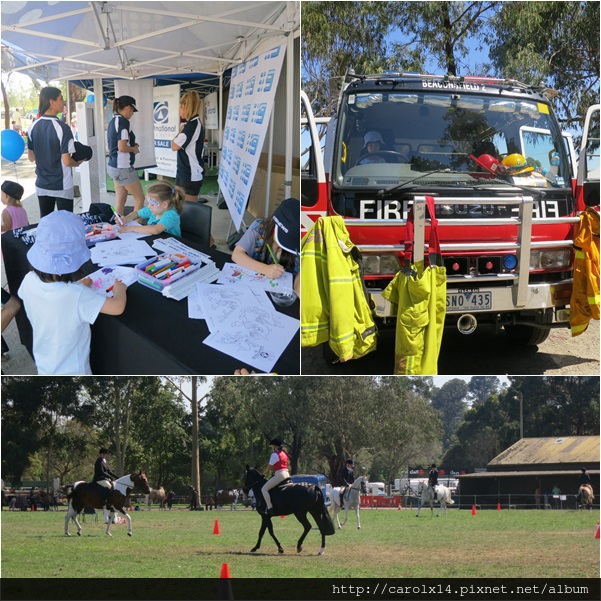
[446,290,492,312]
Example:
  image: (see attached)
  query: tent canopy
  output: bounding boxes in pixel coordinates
[2,1,298,96]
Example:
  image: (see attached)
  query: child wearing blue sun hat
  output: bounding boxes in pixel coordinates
[18,210,128,374]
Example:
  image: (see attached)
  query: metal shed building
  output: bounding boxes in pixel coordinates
[457,436,599,509]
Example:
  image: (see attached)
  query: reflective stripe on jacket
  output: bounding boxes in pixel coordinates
[300,216,377,361]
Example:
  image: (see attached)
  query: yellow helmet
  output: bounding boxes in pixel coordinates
[500,153,534,175]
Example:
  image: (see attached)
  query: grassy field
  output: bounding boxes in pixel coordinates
[1,506,599,579]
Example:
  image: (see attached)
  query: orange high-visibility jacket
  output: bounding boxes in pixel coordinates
[570,207,600,336]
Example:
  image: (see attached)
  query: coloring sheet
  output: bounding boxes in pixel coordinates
[90,239,157,266]
[203,304,299,373]
[195,282,266,332]
[85,266,138,297]
[217,262,294,291]
[187,286,205,320]
[116,221,150,241]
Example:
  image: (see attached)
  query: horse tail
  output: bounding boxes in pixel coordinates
[316,487,335,536]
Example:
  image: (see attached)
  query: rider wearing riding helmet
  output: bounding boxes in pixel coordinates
[428,463,439,493]
[93,448,118,506]
[261,437,290,516]
[339,458,355,506]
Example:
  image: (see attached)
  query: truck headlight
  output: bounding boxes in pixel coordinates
[530,249,571,270]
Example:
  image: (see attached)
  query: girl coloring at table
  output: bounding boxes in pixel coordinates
[118,181,185,237]
[232,197,300,294]
[18,211,128,375]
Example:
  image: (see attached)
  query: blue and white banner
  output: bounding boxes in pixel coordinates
[204,92,218,130]
[152,84,181,177]
[218,43,287,231]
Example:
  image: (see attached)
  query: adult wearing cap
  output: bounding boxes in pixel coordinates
[27,87,85,218]
[107,96,145,215]
[93,448,119,507]
[18,211,127,374]
[261,438,290,516]
[357,131,386,165]
[171,91,207,203]
[232,197,300,294]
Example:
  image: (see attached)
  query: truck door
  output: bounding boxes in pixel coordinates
[576,104,600,209]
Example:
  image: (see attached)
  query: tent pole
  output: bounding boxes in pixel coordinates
[93,78,107,192]
[264,114,274,219]
[284,31,293,201]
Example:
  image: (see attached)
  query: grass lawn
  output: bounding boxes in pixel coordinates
[1,507,599,579]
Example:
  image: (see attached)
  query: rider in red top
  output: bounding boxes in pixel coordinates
[261,437,290,516]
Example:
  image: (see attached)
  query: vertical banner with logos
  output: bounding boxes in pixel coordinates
[218,43,287,231]
[152,84,181,177]
[204,92,219,130]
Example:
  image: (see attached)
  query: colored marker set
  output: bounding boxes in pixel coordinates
[136,252,200,292]
[85,223,118,246]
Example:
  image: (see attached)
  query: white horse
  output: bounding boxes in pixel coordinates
[330,476,368,529]
[416,483,454,517]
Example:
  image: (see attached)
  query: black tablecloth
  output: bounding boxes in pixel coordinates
[1,228,300,375]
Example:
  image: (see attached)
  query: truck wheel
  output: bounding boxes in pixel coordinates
[504,308,554,346]
[322,343,340,365]
[503,324,551,346]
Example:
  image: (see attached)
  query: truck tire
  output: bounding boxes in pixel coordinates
[503,309,554,346]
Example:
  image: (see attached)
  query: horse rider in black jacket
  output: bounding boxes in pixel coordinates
[576,467,591,503]
[340,459,355,507]
[93,448,118,506]
[428,463,439,498]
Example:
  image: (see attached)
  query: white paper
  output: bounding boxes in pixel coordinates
[116,221,150,241]
[202,304,299,372]
[152,238,211,263]
[85,266,139,297]
[90,239,157,266]
[187,287,205,320]
[196,282,265,333]
[217,262,294,291]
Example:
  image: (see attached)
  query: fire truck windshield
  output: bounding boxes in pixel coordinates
[333,90,569,191]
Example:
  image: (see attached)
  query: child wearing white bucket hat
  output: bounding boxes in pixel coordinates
[18,211,128,374]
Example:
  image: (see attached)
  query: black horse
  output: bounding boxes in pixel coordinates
[243,466,335,555]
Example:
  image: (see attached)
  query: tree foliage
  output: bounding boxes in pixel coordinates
[489,1,600,128]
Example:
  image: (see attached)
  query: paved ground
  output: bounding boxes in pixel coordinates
[1,151,238,375]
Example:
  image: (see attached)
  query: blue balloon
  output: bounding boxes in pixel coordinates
[1,129,26,162]
[86,93,95,103]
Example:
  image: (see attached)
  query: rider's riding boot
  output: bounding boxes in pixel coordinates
[264,507,273,517]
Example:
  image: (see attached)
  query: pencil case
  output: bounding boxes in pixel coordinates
[135,252,201,292]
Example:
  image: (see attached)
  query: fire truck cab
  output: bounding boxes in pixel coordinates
[301,75,600,347]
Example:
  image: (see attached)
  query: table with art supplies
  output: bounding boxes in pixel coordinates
[1,213,300,375]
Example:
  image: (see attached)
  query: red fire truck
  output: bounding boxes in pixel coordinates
[301,74,599,348]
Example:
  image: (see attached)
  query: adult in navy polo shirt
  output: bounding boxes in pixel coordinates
[27,87,82,218]
[107,95,145,215]
[171,91,206,203]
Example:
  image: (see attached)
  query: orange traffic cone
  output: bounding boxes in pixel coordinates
[280,515,285,519]
[497,503,501,511]
[595,522,600,540]
[216,563,234,600]
[398,503,402,510]
[213,519,220,535]
[471,505,477,516]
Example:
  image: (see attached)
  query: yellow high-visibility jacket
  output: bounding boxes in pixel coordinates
[300,216,377,361]
[570,207,600,336]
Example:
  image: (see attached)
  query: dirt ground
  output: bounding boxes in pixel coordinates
[301,319,600,376]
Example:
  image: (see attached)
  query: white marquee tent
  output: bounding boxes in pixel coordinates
[1,1,300,215]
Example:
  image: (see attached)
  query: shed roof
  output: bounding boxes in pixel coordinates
[459,469,600,479]
[487,436,600,468]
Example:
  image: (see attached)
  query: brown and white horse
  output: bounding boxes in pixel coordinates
[64,472,150,537]
[146,486,166,510]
